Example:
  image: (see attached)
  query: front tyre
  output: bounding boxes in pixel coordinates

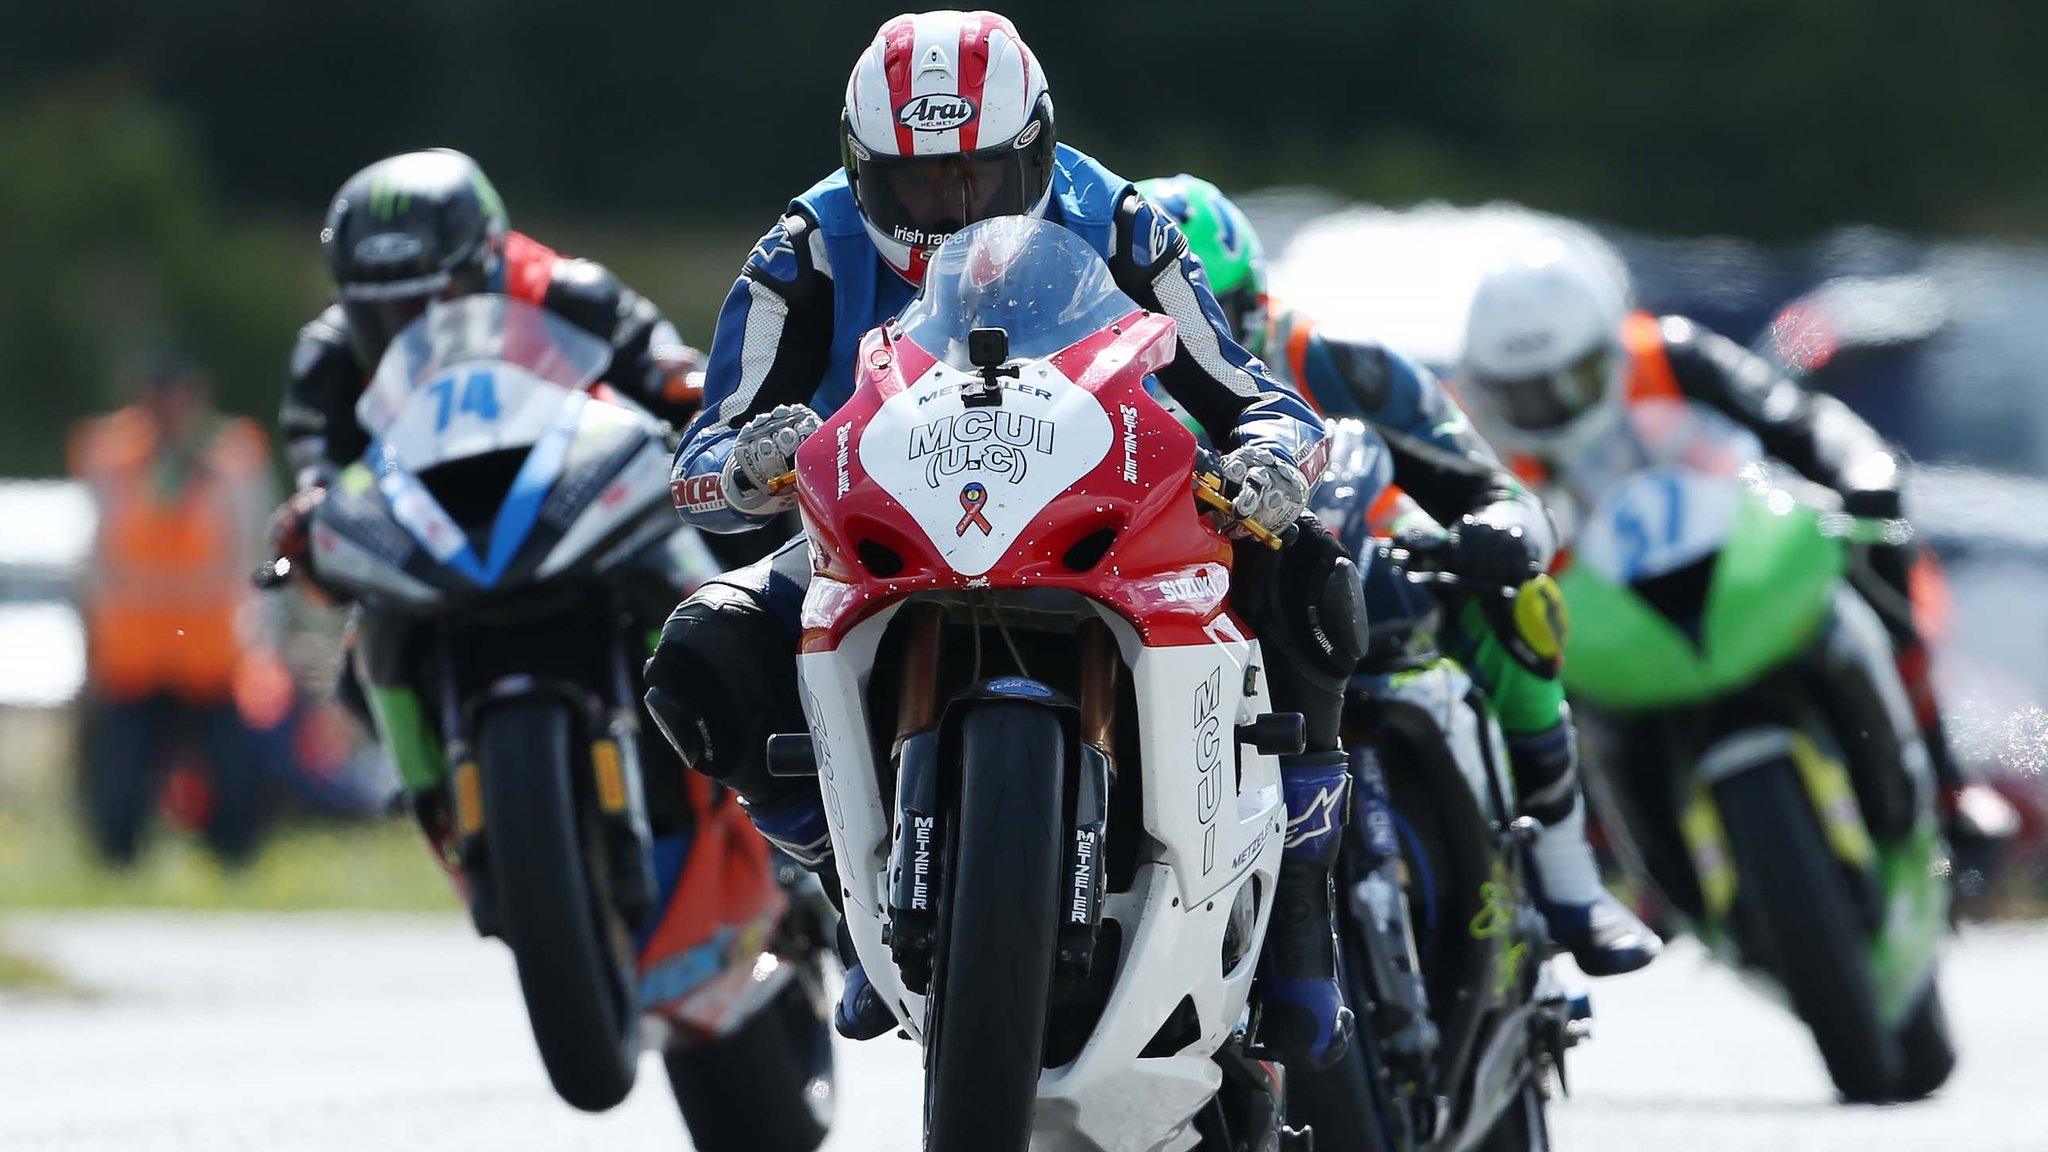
[1891,983,1957,1101]
[923,703,1067,1152]
[478,699,641,1111]
[1715,758,1896,1102]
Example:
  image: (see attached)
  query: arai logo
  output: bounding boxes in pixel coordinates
[897,94,977,132]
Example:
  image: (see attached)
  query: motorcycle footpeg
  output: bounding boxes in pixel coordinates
[766,732,820,777]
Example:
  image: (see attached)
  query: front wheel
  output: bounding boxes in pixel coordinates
[923,702,1067,1152]
[1715,758,1896,1102]
[478,700,641,1112]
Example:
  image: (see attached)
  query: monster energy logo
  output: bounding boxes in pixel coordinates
[470,171,507,226]
[368,175,412,221]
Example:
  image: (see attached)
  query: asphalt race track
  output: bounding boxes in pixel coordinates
[3,915,2043,1151]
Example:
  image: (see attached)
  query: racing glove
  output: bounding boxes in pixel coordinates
[721,403,821,518]
[1443,512,1540,590]
[1218,445,1311,542]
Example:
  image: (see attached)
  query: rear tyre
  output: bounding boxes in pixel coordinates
[478,700,640,1112]
[923,702,1067,1152]
[667,979,835,1152]
[1715,758,1896,1102]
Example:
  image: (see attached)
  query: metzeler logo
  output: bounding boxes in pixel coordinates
[1118,404,1140,483]
[908,408,1057,487]
[897,94,977,132]
[910,815,936,910]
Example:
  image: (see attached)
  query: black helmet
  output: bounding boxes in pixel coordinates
[321,149,509,363]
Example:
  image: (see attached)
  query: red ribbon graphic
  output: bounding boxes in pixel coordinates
[956,482,993,536]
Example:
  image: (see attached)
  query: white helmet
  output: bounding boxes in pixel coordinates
[1459,236,1630,463]
[841,11,1057,284]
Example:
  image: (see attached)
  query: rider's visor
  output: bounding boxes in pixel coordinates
[855,149,1041,253]
[340,272,480,363]
[1469,346,1616,432]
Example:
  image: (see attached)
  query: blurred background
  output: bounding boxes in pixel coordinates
[2,1,2046,1146]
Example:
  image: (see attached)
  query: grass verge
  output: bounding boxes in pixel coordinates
[0,782,456,913]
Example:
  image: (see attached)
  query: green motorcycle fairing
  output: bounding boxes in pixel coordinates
[1558,490,1846,711]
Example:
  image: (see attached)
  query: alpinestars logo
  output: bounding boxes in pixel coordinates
[908,408,1057,487]
[1284,777,1352,853]
[898,94,977,132]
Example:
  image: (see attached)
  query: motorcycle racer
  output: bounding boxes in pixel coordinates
[645,10,1379,1070]
[1139,174,1659,976]
[277,149,698,493]
[1458,235,2016,855]
[265,149,715,907]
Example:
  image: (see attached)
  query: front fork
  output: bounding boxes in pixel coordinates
[883,610,1116,995]
[444,622,660,940]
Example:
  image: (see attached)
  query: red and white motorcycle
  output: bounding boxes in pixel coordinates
[777,217,1311,1152]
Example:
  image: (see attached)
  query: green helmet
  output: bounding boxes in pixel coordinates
[1135,174,1267,351]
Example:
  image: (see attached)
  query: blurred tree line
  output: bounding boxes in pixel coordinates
[2,0,2043,474]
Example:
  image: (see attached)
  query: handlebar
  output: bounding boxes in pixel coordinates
[1190,448,1287,552]
[1384,533,1567,679]
[1192,469,1286,551]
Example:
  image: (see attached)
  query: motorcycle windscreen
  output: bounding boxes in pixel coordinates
[356,294,610,445]
[350,295,612,588]
[893,216,1142,368]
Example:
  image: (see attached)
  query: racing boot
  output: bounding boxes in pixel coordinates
[744,797,897,1041]
[1511,724,1660,977]
[1252,751,1356,1071]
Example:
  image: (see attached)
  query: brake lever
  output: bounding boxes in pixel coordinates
[1192,470,1286,551]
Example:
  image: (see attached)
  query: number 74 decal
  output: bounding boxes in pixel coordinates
[424,369,503,432]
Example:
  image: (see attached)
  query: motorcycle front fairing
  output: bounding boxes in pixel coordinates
[307,295,681,611]
[790,219,1287,1151]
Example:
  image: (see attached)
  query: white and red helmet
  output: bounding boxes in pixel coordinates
[841,11,1058,283]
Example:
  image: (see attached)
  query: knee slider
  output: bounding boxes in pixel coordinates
[644,582,806,807]
[1264,526,1371,687]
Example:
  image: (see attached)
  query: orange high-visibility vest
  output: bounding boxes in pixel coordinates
[69,409,272,702]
